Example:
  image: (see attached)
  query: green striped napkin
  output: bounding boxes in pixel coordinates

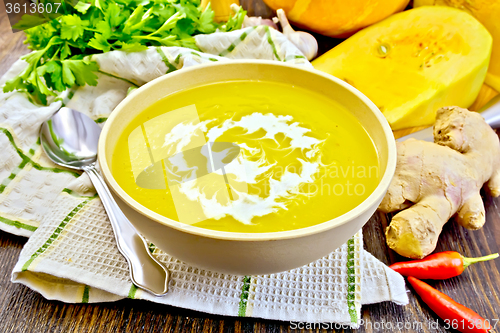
[0,26,408,328]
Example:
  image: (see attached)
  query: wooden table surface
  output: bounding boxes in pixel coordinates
[0,1,499,332]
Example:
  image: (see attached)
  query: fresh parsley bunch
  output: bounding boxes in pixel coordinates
[4,0,246,105]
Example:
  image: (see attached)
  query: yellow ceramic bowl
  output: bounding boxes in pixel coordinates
[98,60,396,275]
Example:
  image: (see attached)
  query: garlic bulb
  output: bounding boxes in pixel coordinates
[230,4,278,29]
[243,16,278,29]
[276,9,318,61]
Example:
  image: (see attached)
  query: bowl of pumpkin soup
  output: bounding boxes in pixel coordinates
[98,60,396,275]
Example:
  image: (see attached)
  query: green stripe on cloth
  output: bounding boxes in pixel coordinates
[219,26,257,57]
[54,88,76,106]
[95,117,107,123]
[28,139,40,156]
[97,70,139,87]
[0,160,29,194]
[128,284,139,299]
[238,275,251,317]
[284,55,306,62]
[156,47,177,74]
[62,188,98,199]
[21,198,92,271]
[264,26,281,61]
[188,51,219,62]
[0,128,80,178]
[0,134,42,193]
[30,162,80,177]
[67,90,75,100]
[0,215,37,232]
[346,237,357,324]
[82,285,90,303]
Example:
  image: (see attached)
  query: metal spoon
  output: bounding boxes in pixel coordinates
[40,107,169,296]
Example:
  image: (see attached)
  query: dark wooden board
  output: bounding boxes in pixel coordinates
[0,1,499,332]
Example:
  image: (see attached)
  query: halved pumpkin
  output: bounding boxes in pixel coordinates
[262,0,410,38]
[414,0,500,93]
[312,6,492,130]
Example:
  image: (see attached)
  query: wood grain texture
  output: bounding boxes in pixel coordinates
[0,3,28,77]
[0,0,499,332]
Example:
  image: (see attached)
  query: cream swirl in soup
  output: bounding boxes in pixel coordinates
[160,111,326,224]
[112,80,379,233]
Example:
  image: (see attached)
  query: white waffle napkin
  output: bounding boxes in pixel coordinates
[0,26,408,328]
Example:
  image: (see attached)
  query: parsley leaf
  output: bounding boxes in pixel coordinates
[12,15,50,31]
[88,33,111,52]
[4,0,246,105]
[38,61,65,92]
[197,3,216,34]
[60,14,88,41]
[62,59,99,86]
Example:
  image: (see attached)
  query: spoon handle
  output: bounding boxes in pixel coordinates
[83,164,169,296]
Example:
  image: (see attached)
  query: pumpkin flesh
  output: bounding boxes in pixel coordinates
[414,0,500,92]
[312,6,492,130]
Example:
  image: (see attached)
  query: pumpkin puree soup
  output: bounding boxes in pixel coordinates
[111,80,379,233]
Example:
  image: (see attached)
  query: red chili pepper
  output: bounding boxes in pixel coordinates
[389,251,499,279]
[408,276,491,333]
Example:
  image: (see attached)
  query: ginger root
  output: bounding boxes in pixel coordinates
[379,106,500,259]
